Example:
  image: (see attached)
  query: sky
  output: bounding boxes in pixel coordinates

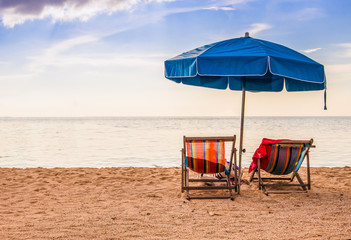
[0,0,350,117]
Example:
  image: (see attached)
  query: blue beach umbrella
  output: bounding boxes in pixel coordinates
[164,33,326,193]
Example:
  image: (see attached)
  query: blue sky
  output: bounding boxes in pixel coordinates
[0,0,350,117]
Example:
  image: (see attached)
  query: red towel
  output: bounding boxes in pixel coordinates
[248,138,288,173]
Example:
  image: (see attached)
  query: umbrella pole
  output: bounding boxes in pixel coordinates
[238,79,246,195]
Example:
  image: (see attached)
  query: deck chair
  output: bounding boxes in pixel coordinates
[181,136,237,200]
[249,138,315,195]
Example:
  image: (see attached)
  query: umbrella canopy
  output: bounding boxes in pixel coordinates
[164,33,326,193]
[165,34,325,92]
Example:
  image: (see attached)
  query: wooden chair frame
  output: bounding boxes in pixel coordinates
[181,135,237,200]
[249,139,315,195]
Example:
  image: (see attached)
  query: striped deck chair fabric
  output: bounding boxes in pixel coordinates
[184,140,226,174]
[264,144,309,175]
[249,138,314,195]
[181,136,237,200]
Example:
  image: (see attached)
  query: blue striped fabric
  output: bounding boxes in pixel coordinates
[264,144,307,175]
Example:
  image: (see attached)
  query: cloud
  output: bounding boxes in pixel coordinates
[29,53,161,70]
[17,0,254,73]
[338,43,351,48]
[0,0,171,28]
[204,6,236,11]
[325,63,351,73]
[324,63,351,85]
[27,35,100,72]
[301,48,322,54]
[26,34,163,73]
[247,23,272,36]
[296,8,325,21]
[325,63,351,75]
[0,0,255,28]
[0,73,33,95]
[336,43,351,58]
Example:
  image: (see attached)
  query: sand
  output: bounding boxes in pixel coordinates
[0,167,350,239]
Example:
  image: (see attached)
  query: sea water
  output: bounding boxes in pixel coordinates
[0,117,349,168]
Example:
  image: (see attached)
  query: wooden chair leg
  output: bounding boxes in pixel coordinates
[262,186,268,196]
[185,168,190,199]
[227,176,234,200]
[181,169,184,193]
[234,148,238,193]
[294,172,307,191]
[307,152,311,190]
[181,149,185,193]
[257,159,262,190]
[249,167,257,182]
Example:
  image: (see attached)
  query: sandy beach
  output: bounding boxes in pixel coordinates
[0,167,350,239]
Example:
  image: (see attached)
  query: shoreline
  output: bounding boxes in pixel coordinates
[0,167,350,239]
[1,165,349,169]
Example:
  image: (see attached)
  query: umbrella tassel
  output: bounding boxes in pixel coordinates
[324,88,327,110]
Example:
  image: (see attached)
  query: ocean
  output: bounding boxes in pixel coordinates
[0,117,349,168]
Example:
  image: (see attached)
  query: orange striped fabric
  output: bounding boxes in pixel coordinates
[185,140,225,174]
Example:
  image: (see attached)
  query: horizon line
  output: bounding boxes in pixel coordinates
[0,115,349,119]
